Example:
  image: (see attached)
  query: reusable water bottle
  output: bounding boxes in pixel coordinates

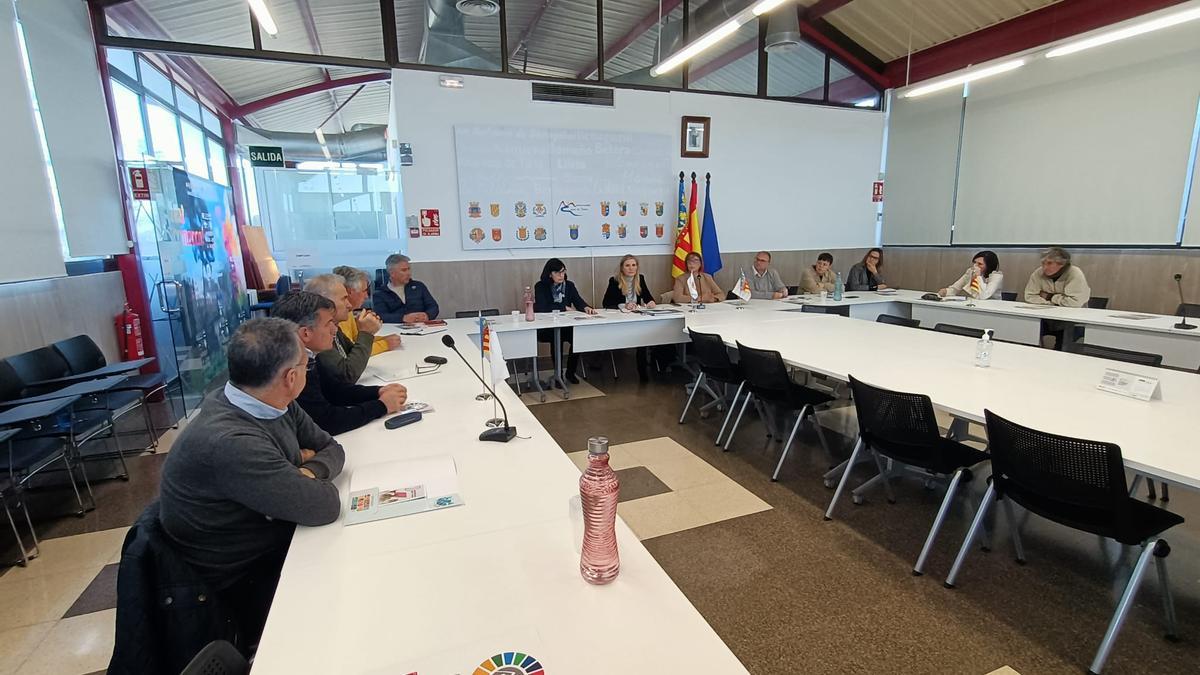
[579,436,620,585]
[833,272,844,302]
[524,286,535,322]
[975,329,993,368]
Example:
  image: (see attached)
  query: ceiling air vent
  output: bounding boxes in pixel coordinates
[531,82,615,107]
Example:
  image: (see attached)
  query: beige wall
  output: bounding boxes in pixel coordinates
[883,247,1200,315]
[0,272,128,362]
[410,248,873,317]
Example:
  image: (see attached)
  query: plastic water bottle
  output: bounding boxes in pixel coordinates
[523,286,535,322]
[580,436,620,585]
[975,329,993,368]
[833,272,844,302]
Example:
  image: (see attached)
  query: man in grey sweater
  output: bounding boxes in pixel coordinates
[159,317,345,644]
[749,251,788,299]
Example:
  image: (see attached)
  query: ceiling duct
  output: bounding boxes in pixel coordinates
[608,0,751,87]
[764,6,803,53]
[421,0,503,71]
[239,125,387,163]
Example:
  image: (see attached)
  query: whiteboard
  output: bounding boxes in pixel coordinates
[455,125,672,250]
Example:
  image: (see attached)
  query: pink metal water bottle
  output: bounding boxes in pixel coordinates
[580,436,620,584]
[524,286,535,322]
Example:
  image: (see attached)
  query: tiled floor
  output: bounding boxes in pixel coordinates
[0,402,182,675]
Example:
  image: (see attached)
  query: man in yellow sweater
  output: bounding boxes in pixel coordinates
[333,266,400,356]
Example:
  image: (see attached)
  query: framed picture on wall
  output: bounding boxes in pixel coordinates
[680,116,710,158]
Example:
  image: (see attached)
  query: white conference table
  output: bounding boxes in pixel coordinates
[694,312,1200,491]
[251,325,748,674]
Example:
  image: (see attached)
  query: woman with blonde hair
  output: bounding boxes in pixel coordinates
[602,254,657,381]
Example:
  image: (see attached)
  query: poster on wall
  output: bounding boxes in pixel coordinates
[455,126,555,251]
[454,125,672,250]
[419,208,441,236]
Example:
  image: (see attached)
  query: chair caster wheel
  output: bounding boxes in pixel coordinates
[1165,633,1181,644]
[823,479,835,489]
[887,498,896,504]
[943,582,956,589]
[822,516,832,521]
[980,546,991,553]
[770,478,778,483]
[911,570,923,577]
[851,495,864,505]
[1015,559,1027,566]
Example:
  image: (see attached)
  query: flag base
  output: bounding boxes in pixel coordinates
[485,417,505,428]
[480,426,517,443]
[475,392,493,401]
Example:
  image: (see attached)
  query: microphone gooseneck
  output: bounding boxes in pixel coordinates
[444,334,518,441]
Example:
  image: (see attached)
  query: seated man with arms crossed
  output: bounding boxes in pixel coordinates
[333,265,401,357]
[373,253,440,324]
[159,317,345,647]
[272,291,407,435]
[305,272,397,384]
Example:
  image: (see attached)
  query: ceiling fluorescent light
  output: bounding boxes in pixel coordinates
[247,0,278,36]
[314,128,326,145]
[752,0,792,16]
[1045,6,1200,58]
[651,19,742,76]
[903,58,1026,98]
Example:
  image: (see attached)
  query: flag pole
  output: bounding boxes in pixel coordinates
[476,311,492,401]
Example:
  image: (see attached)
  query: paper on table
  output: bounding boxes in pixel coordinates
[345,455,464,526]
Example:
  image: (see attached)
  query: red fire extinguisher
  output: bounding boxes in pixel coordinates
[116,304,145,360]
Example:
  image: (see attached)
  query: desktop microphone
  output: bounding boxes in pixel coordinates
[441,334,517,442]
[1174,274,1196,330]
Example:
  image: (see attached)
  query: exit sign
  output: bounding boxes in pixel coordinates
[248,145,285,167]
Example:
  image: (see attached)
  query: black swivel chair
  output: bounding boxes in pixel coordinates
[179,640,248,675]
[786,285,799,295]
[877,314,920,329]
[824,376,989,575]
[1065,341,1168,502]
[1175,302,1200,321]
[1000,292,1018,301]
[946,410,1183,674]
[1087,296,1110,310]
[933,323,986,338]
[679,329,745,446]
[801,304,850,317]
[725,342,835,481]
[53,335,170,444]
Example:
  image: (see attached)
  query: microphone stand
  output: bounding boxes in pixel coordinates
[443,335,517,442]
[1175,274,1195,330]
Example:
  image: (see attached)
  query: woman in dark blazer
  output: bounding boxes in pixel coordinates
[534,258,597,384]
[602,254,657,381]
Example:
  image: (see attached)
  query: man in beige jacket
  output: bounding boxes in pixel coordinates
[1023,247,1091,308]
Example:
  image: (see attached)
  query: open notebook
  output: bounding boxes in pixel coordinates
[345,455,465,526]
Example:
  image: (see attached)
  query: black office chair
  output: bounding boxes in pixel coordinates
[824,376,988,575]
[933,323,985,338]
[455,309,501,318]
[801,304,850,317]
[786,285,799,295]
[679,329,744,446]
[53,335,170,440]
[1065,342,1163,368]
[726,342,835,481]
[1000,291,1017,301]
[179,640,248,675]
[1176,302,1200,320]
[946,410,1183,674]
[877,314,919,329]
[1064,341,1168,502]
[1087,296,1109,310]
[374,268,388,292]
[275,275,293,298]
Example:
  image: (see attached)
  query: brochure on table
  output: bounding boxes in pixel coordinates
[346,455,464,526]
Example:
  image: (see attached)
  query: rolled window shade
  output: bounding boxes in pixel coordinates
[17,0,128,258]
[0,1,65,282]
[953,21,1200,246]
[881,89,962,245]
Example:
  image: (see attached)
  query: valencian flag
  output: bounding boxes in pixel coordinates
[700,173,722,275]
[671,173,693,278]
[968,270,982,296]
[687,174,702,260]
[733,269,752,301]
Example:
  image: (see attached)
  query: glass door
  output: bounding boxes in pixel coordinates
[134,165,249,414]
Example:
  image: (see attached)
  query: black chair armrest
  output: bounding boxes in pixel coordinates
[0,396,80,427]
[25,358,154,388]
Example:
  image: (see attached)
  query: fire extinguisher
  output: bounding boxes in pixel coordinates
[116,303,145,360]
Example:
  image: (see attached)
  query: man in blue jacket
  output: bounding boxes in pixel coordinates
[372,253,440,323]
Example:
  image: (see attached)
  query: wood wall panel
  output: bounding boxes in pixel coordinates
[0,272,127,361]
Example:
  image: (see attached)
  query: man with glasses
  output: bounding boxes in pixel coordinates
[272,291,407,435]
[749,251,788,300]
[158,317,346,649]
